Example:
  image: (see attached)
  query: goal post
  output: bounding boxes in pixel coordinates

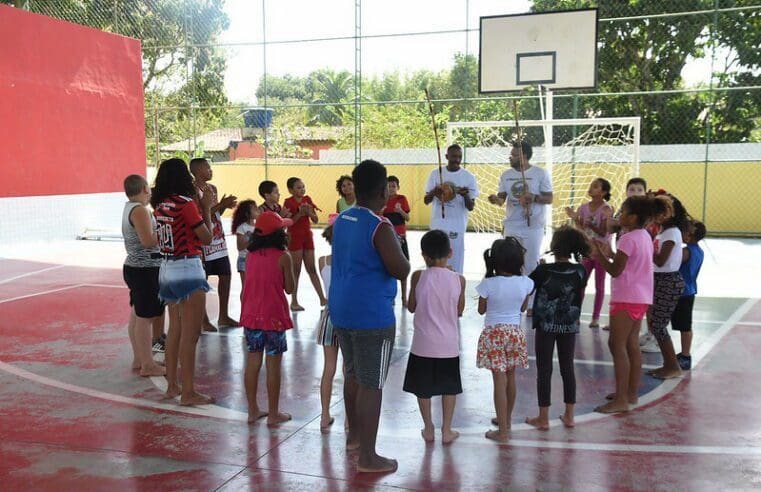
[447,116,641,235]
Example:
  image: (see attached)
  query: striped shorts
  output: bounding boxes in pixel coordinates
[335,325,395,390]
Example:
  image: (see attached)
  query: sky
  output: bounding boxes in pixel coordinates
[219,0,713,104]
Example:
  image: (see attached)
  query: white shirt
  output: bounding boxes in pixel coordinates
[497,165,553,231]
[425,166,480,232]
[235,222,255,259]
[654,226,683,273]
[476,275,534,326]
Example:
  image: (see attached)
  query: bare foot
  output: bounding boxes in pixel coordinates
[290,304,305,312]
[442,429,460,444]
[217,317,239,328]
[650,367,683,380]
[164,383,181,399]
[320,416,335,433]
[131,360,141,370]
[357,454,398,473]
[490,417,511,430]
[525,416,550,430]
[606,392,637,404]
[485,429,509,443]
[646,366,665,376]
[267,412,292,426]
[594,401,629,414]
[180,391,215,406]
[247,410,268,423]
[202,322,218,332]
[559,414,575,428]
[421,426,434,442]
[140,364,166,377]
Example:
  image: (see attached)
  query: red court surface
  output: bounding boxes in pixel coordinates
[1,242,761,490]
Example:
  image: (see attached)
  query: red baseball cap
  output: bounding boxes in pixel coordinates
[255,211,293,235]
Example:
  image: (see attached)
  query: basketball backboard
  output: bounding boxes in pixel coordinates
[479,8,598,93]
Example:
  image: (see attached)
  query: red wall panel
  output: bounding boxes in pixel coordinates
[0,5,145,198]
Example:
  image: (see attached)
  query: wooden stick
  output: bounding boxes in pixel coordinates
[513,100,531,227]
[424,88,445,219]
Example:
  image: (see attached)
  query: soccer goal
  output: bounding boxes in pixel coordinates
[447,117,641,234]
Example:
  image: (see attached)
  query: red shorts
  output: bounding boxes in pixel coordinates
[609,302,650,321]
[288,229,314,251]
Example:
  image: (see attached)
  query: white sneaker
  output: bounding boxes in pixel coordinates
[640,337,661,353]
[639,332,653,346]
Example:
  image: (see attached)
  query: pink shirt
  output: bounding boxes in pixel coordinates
[410,267,462,358]
[241,248,293,331]
[578,202,613,241]
[611,229,654,304]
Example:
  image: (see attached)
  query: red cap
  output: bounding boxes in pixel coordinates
[255,211,293,235]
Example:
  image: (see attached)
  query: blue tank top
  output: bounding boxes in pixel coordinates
[329,206,397,329]
[679,243,704,297]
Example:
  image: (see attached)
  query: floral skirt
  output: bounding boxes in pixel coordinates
[476,323,529,372]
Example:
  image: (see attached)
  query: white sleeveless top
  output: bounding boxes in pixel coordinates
[320,262,331,299]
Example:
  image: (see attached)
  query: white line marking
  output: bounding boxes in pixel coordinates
[736,321,761,327]
[0,285,84,305]
[81,283,127,289]
[0,265,66,285]
[691,297,757,368]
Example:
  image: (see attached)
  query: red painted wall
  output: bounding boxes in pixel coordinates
[0,5,145,198]
[228,141,265,160]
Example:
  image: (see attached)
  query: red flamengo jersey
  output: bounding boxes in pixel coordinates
[283,195,318,235]
[382,194,411,236]
[154,195,205,256]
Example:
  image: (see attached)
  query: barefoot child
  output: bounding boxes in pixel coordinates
[283,177,327,311]
[525,226,590,430]
[403,230,466,444]
[335,175,356,212]
[152,158,214,406]
[330,159,410,473]
[317,213,339,432]
[231,199,259,287]
[241,211,296,425]
[565,178,613,328]
[671,220,706,371]
[590,195,668,413]
[382,176,412,306]
[476,237,534,442]
[646,193,688,380]
[121,174,166,377]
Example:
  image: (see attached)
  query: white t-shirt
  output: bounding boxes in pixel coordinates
[235,222,255,259]
[475,275,534,326]
[654,226,683,273]
[425,166,480,232]
[497,165,553,231]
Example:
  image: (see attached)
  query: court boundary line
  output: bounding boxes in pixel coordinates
[0,282,757,453]
[0,265,66,285]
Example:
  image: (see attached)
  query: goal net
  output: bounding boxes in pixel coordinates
[447,117,641,234]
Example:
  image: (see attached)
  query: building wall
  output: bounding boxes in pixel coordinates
[228,141,265,160]
[146,161,761,236]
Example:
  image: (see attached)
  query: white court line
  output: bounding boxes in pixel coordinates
[0,285,84,305]
[0,281,758,453]
[0,265,66,285]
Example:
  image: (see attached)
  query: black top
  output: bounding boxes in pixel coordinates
[530,262,589,334]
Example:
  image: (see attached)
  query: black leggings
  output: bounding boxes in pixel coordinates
[535,329,576,407]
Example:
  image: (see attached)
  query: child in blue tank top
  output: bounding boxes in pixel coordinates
[671,220,706,370]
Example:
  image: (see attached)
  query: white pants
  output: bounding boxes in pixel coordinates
[443,229,465,274]
[505,227,545,307]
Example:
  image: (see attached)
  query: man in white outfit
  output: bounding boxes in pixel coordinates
[424,144,479,274]
[488,141,553,313]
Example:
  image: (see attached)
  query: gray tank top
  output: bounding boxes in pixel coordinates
[122,202,161,268]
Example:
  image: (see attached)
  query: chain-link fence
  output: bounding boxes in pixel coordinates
[6,0,761,235]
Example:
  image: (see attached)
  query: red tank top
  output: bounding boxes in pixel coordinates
[283,196,317,236]
[154,195,204,256]
[240,248,293,331]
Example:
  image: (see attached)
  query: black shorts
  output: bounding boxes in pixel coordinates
[671,295,695,332]
[123,265,164,318]
[335,325,395,390]
[403,353,462,399]
[399,235,409,260]
[203,255,231,277]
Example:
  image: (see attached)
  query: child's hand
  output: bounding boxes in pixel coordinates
[219,194,237,210]
[394,203,403,213]
[299,203,312,214]
[281,208,293,218]
[564,206,575,218]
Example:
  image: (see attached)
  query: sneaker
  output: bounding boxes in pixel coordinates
[640,336,660,353]
[639,332,654,347]
[152,334,166,353]
[677,353,692,371]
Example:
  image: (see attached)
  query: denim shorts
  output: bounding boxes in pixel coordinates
[158,257,211,304]
[236,255,246,273]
